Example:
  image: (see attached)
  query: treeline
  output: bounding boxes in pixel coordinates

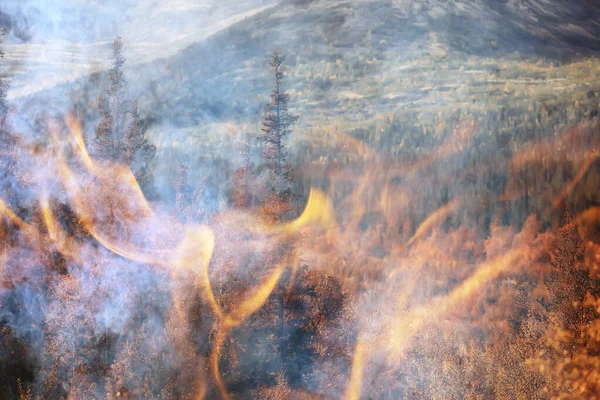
[352,89,600,160]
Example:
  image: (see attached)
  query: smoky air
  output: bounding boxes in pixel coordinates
[1,1,600,399]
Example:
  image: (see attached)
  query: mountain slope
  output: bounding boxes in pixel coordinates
[10,0,600,138]
[127,0,600,125]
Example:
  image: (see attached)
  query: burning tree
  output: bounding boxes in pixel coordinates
[546,210,588,329]
[258,49,299,379]
[258,49,299,220]
[95,36,155,194]
[207,51,351,397]
[526,210,600,396]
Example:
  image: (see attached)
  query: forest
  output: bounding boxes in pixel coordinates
[1,2,600,399]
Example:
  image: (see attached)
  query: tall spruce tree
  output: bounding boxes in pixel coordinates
[124,100,156,194]
[525,210,599,396]
[258,49,299,219]
[95,36,155,194]
[256,49,302,384]
[0,26,8,118]
[96,36,128,162]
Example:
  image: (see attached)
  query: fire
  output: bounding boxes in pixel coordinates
[1,109,599,398]
[38,116,340,398]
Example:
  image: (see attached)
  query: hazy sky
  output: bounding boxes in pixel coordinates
[1,0,275,98]
[1,0,274,43]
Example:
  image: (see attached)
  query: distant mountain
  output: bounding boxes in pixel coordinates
[126,0,600,125]
[6,0,600,215]
[0,0,275,44]
[10,0,600,129]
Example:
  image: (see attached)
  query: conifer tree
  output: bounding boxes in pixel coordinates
[0,26,8,119]
[124,100,156,194]
[94,36,155,195]
[233,143,253,208]
[254,49,312,387]
[258,49,299,219]
[171,163,203,222]
[96,36,128,162]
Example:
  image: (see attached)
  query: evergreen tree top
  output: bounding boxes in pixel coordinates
[109,36,126,94]
[0,26,8,117]
[261,49,299,138]
[270,49,286,87]
[258,49,300,217]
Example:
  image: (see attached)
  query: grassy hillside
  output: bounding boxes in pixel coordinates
[117,0,600,206]
[8,0,600,210]
[136,0,600,121]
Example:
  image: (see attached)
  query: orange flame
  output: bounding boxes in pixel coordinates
[3,109,595,399]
